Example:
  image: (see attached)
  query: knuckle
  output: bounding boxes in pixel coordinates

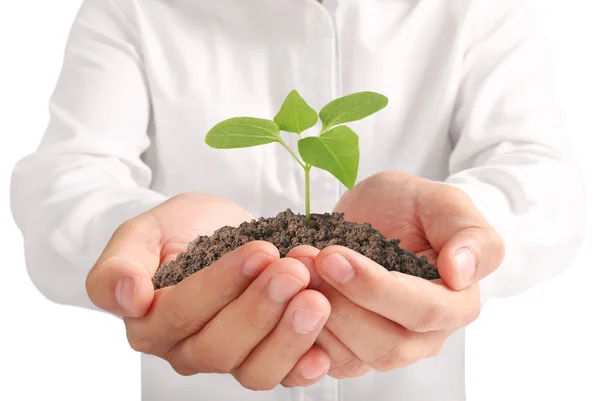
[169,361,197,377]
[163,301,205,334]
[84,271,100,304]
[357,283,381,307]
[203,356,234,375]
[241,301,279,331]
[463,304,481,326]
[115,219,138,235]
[280,381,296,389]
[237,373,277,392]
[244,381,278,392]
[219,279,243,300]
[170,312,197,334]
[329,356,367,379]
[371,170,397,185]
[430,183,471,209]
[245,312,278,332]
[126,333,151,354]
[192,340,235,374]
[427,339,447,358]
[173,192,200,201]
[371,340,411,372]
[411,296,447,332]
[491,231,506,261]
[125,322,151,354]
[327,306,359,328]
[443,183,468,200]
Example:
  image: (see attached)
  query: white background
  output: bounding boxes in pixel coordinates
[1,1,598,400]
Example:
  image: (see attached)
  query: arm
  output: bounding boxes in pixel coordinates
[10,0,166,310]
[446,0,585,303]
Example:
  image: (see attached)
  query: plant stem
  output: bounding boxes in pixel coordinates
[304,165,311,223]
[276,136,311,222]
[278,139,305,168]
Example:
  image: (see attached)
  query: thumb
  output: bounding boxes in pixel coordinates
[86,214,161,317]
[436,227,505,291]
[419,183,505,291]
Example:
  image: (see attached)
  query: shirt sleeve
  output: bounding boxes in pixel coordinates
[445,0,585,304]
[10,0,167,311]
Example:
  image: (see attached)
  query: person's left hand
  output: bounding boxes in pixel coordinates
[288,171,505,378]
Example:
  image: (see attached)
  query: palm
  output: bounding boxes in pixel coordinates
[334,172,439,265]
[149,193,254,266]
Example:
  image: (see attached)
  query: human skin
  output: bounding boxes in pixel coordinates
[86,193,332,389]
[85,171,504,387]
[288,171,505,377]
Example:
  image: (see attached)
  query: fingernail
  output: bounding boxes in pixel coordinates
[268,275,305,303]
[297,257,322,289]
[116,277,135,313]
[292,309,325,334]
[455,247,477,286]
[242,253,274,277]
[300,365,326,380]
[320,253,355,284]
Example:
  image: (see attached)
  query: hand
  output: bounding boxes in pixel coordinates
[293,171,505,377]
[86,193,332,389]
[335,171,505,290]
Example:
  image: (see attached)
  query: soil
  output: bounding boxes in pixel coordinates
[152,209,440,290]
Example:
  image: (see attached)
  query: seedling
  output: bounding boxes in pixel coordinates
[152,91,441,291]
[205,90,388,222]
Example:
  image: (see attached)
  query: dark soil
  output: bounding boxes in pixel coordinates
[152,209,439,290]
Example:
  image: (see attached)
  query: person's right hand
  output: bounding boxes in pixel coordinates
[85,193,332,390]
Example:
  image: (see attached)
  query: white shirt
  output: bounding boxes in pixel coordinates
[10,0,585,400]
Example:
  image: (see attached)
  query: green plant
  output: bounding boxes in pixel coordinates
[205,90,388,222]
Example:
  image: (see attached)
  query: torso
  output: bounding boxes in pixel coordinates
[131,0,475,399]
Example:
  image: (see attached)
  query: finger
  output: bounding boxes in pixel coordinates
[86,212,163,317]
[436,227,505,291]
[280,345,330,387]
[287,248,372,378]
[286,245,321,289]
[320,282,447,372]
[315,327,372,379]
[167,258,310,374]
[417,182,506,290]
[315,246,481,332]
[123,241,279,357]
[232,290,330,391]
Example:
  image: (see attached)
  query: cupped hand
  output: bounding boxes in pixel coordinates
[288,171,505,377]
[334,171,505,290]
[86,193,331,389]
[86,192,255,317]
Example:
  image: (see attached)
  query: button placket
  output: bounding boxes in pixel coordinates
[295,1,343,400]
[315,2,345,401]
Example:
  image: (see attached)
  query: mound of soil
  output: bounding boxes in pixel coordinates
[152,209,439,290]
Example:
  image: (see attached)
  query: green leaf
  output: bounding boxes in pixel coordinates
[205,117,281,149]
[298,126,359,189]
[274,90,319,134]
[319,91,388,130]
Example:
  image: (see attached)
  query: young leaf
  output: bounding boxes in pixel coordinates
[274,90,319,135]
[320,91,388,130]
[298,126,359,189]
[205,117,281,149]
